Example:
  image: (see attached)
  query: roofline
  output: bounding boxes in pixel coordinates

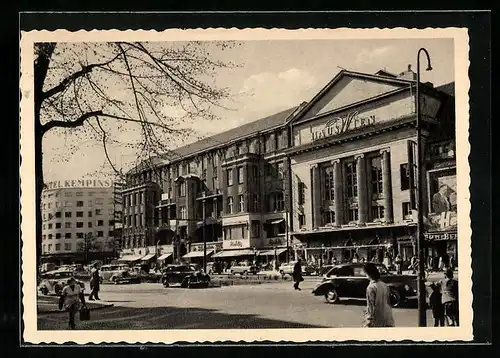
[289,69,417,123]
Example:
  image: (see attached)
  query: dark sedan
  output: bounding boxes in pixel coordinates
[312,263,418,307]
[161,264,211,288]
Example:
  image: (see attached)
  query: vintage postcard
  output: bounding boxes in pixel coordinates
[20,27,472,344]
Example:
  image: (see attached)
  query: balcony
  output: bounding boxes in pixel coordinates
[157,194,176,207]
[196,189,222,200]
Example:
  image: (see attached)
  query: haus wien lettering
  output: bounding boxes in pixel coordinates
[310,111,376,141]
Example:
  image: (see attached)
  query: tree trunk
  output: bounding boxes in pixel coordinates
[34,105,44,277]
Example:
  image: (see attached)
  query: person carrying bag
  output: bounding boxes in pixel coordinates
[59,277,87,329]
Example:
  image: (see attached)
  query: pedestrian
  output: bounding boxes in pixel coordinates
[410,256,417,273]
[395,254,403,275]
[88,264,101,301]
[429,283,445,327]
[59,277,86,330]
[438,256,445,271]
[450,255,456,271]
[292,258,303,291]
[428,255,433,271]
[441,269,459,326]
[362,263,395,327]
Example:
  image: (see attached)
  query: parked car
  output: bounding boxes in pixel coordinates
[161,264,210,288]
[38,269,85,295]
[230,262,259,275]
[99,264,141,284]
[312,263,418,307]
[279,261,310,276]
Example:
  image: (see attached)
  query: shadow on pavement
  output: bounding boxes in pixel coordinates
[38,305,328,330]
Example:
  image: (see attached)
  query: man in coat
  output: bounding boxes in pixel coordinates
[293,258,303,291]
[89,264,101,301]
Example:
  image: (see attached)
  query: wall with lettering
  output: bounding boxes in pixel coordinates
[293,92,414,147]
[222,238,251,250]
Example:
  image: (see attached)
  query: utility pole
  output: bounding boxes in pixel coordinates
[416,48,433,327]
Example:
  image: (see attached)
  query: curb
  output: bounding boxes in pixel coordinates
[38,303,114,315]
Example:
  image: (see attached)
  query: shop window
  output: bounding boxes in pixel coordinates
[323,167,335,201]
[370,156,383,196]
[348,209,359,223]
[400,163,411,190]
[227,197,234,214]
[226,169,234,186]
[371,206,385,220]
[345,161,358,198]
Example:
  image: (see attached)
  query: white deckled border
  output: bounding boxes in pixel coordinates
[20,27,472,344]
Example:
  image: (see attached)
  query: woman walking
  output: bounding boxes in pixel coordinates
[362,263,395,328]
[60,277,86,329]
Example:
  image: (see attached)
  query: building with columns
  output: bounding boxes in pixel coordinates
[120,66,456,268]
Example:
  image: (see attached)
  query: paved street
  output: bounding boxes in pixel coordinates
[38,279,436,330]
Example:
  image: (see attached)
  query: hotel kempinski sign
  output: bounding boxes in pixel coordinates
[310,111,376,141]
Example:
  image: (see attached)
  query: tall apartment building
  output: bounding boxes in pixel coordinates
[41,186,117,265]
[120,67,457,266]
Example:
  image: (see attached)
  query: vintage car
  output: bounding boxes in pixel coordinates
[312,263,418,307]
[230,262,259,275]
[99,264,141,284]
[38,269,85,295]
[161,264,211,288]
[278,261,314,276]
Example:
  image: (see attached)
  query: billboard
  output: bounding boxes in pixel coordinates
[425,168,457,232]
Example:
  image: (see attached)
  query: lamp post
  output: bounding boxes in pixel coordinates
[416,47,433,327]
[202,199,207,273]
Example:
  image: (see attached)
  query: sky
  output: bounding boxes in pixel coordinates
[42,38,455,183]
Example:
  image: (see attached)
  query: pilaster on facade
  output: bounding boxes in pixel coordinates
[354,153,368,225]
[380,148,394,223]
[331,159,343,227]
[310,164,321,228]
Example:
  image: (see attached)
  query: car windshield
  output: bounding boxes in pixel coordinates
[376,264,389,275]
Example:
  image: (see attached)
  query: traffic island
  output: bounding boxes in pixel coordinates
[37,296,114,314]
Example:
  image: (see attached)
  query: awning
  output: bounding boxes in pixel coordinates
[268,219,285,224]
[213,249,255,258]
[117,255,143,262]
[259,248,288,256]
[157,253,172,261]
[140,254,156,261]
[182,250,214,259]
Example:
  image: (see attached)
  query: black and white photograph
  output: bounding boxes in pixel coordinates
[20,27,472,343]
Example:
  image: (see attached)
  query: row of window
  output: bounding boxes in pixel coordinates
[296,202,412,228]
[124,191,145,207]
[43,243,72,252]
[42,191,109,199]
[42,198,109,209]
[43,209,108,221]
[42,231,111,240]
[43,220,112,230]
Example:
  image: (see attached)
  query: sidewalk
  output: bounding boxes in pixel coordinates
[37,295,114,314]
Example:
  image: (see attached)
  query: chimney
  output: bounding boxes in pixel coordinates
[397,64,417,81]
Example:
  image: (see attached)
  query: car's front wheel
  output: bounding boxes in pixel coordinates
[40,286,48,295]
[181,278,189,288]
[389,288,402,308]
[324,288,340,304]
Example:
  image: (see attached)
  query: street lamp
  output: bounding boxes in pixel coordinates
[416,47,432,327]
[202,199,207,273]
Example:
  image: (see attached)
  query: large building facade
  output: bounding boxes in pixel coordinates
[120,66,457,268]
[41,185,117,264]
